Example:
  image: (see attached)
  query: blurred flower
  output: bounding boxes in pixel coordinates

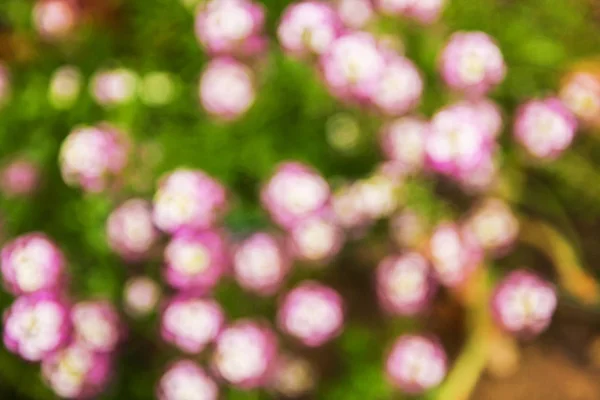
[59,124,128,192]
[289,213,343,263]
[389,210,427,249]
[261,162,330,229]
[0,159,40,197]
[457,98,503,139]
[439,31,506,96]
[195,0,266,56]
[514,97,578,160]
[278,281,344,347]
[560,72,600,125]
[199,58,256,120]
[428,222,482,287]
[277,1,342,57]
[48,66,82,109]
[106,199,158,261]
[456,150,498,193]
[332,183,370,230]
[377,0,445,23]
[321,32,386,102]
[271,353,317,397]
[353,171,401,220]
[0,63,10,106]
[90,68,138,107]
[491,270,557,337]
[140,72,176,106]
[386,335,447,394]
[371,54,423,116]
[153,169,227,234]
[326,113,361,153]
[380,117,429,174]
[3,292,70,361]
[212,320,278,389]
[33,0,77,40]
[123,276,161,317]
[161,294,224,354]
[336,0,374,29]
[42,342,112,399]
[1,232,65,295]
[233,232,291,296]
[157,360,218,400]
[71,301,121,353]
[462,198,519,256]
[377,252,436,315]
[163,230,227,292]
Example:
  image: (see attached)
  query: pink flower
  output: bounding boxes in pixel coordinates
[386,335,447,394]
[0,159,40,197]
[352,170,401,220]
[157,360,219,400]
[462,198,519,256]
[440,31,506,96]
[278,282,344,347]
[377,253,436,315]
[261,162,330,229]
[288,213,344,263]
[320,32,386,102]
[153,169,227,234]
[560,72,600,124]
[270,353,317,397]
[277,1,342,56]
[233,232,291,296]
[212,320,278,388]
[380,117,429,173]
[336,0,374,29]
[456,98,504,139]
[371,55,423,116]
[199,58,256,120]
[455,150,499,193]
[59,124,128,192]
[331,183,371,230]
[106,199,158,261]
[161,294,224,354]
[3,292,71,361]
[514,97,578,160]
[428,222,482,287]
[90,68,138,107]
[42,342,112,399]
[491,270,557,338]
[163,230,227,293]
[71,301,122,353]
[33,0,77,40]
[1,233,65,295]
[195,0,265,56]
[123,276,162,317]
[377,0,445,23]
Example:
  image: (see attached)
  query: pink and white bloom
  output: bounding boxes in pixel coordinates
[261,162,330,229]
[161,294,224,354]
[278,282,344,347]
[277,1,342,56]
[462,198,519,255]
[514,97,578,160]
[457,98,503,139]
[212,320,278,388]
[1,232,65,295]
[386,335,447,394]
[163,230,227,292]
[42,343,112,399]
[456,151,499,193]
[440,31,506,96]
[233,233,291,296]
[106,199,158,261]
[428,222,482,287]
[491,270,557,338]
[336,0,374,29]
[71,301,121,353]
[199,58,256,120]
[377,0,445,24]
[195,0,265,55]
[157,360,219,400]
[352,170,401,220]
[153,169,227,234]
[271,353,317,397]
[377,253,436,315]
[3,292,70,361]
[371,55,423,116]
[59,124,128,192]
[90,68,138,107]
[289,214,344,263]
[0,159,40,197]
[381,117,429,173]
[560,72,600,124]
[33,0,77,40]
[123,276,162,317]
[321,32,386,101]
